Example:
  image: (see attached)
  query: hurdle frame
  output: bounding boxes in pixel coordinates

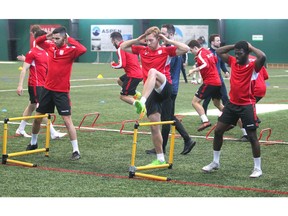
[2,114,51,167]
[129,120,176,181]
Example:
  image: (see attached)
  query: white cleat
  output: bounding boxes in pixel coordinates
[51,132,67,140]
[202,161,220,173]
[249,168,262,178]
[15,129,32,138]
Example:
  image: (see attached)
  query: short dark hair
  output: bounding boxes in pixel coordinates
[52,26,67,36]
[110,32,123,40]
[188,39,201,48]
[234,41,249,54]
[209,34,220,44]
[161,24,175,35]
[34,30,47,39]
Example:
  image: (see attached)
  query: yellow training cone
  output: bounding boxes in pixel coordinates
[97,74,103,78]
[18,66,23,71]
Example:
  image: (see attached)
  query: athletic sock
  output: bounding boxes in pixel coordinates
[31,134,38,145]
[71,140,80,153]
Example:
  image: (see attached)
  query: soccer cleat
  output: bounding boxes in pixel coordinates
[51,132,67,140]
[240,135,249,142]
[180,139,196,155]
[133,91,142,100]
[146,159,166,166]
[26,143,38,151]
[71,151,81,160]
[134,100,146,119]
[202,161,220,172]
[249,168,262,178]
[197,121,212,132]
[15,129,32,138]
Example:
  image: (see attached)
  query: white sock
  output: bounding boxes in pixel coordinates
[254,157,261,170]
[133,101,136,106]
[140,97,147,104]
[200,114,209,122]
[213,150,221,164]
[241,128,247,136]
[50,123,57,136]
[18,120,27,131]
[71,140,79,153]
[157,153,165,162]
[31,134,38,145]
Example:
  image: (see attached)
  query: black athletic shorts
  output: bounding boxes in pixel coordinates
[219,102,258,130]
[28,86,44,104]
[119,74,142,96]
[195,84,221,100]
[36,88,71,116]
[146,82,172,117]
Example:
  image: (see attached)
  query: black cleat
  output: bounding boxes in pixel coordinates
[26,143,38,151]
[71,151,81,160]
[181,140,196,155]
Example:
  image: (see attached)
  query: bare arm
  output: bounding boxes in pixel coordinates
[249,43,266,72]
[159,34,189,56]
[120,33,146,54]
[216,44,234,64]
[17,62,30,96]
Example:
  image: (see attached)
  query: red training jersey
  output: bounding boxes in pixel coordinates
[254,66,269,97]
[24,47,48,87]
[36,35,87,92]
[111,41,143,79]
[195,48,221,86]
[131,45,177,84]
[228,56,259,105]
[248,55,269,98]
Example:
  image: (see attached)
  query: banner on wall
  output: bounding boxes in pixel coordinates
[174,25,209,48]
[30,24,61,48]
[90,25,133,51]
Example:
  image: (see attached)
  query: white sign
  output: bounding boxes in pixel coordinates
[252,35,263,41]
[174,25,209,48]
[91,25,133,51]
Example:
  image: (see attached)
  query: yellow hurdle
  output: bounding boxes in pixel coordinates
[129,120,176,181]
[1,114,51,167]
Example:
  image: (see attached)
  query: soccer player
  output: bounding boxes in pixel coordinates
[120,26,190,165]
[202,34,230,114]
[110,32,143,106]
[187,39,224,132]
[145,24,196,155]
[238,55,269,141]
[26,26,87,160]
[16,29,67,140]
[202,41,266,178]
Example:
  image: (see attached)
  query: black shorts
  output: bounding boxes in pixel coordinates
[146,82,172,116]
[119,74,142,96]
[36,88,72,116]
[28,86,44,104]
[195,84,221,100]
[219,102,258,130]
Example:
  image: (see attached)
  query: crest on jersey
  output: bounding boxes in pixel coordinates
[59,50,64,55]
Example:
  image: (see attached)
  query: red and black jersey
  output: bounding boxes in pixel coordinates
[36,35,87,92]
[131,45,177,84]
[25,47,48,87]
[111,41,143,79]
[195,48,221,86]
